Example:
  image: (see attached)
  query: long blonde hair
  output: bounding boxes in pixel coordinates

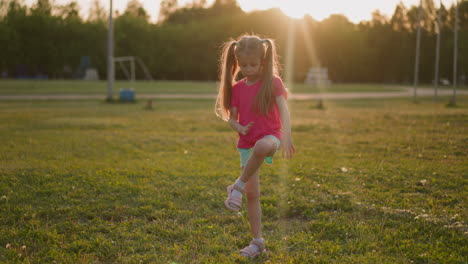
[215,35,281,121]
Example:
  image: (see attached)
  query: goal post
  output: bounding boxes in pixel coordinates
[113,56,154,82]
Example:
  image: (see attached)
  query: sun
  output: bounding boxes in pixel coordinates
[276,3,309,19]
[235,0,390,23]
[275,1,339,20]
[237,0,332,20]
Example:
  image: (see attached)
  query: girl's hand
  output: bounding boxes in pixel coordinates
[281,135,296,160]
[238,122,254,135]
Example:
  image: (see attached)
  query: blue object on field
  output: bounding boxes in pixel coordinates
[119,88,135,102]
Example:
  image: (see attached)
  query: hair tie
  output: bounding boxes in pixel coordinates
[234,41,239,46]
[261,39,268,44]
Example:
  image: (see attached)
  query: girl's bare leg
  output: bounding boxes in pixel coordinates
[244,167,262,238]
[239,137,277,183]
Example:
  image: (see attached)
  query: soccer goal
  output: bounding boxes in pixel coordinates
[112,56,154,102]
[304,67,331,87]
[114,56,153,82]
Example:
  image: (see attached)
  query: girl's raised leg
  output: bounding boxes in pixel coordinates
[225,137,277,212]
[240,137,277,183]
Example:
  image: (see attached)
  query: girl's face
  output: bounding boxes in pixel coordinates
[237,54,262,82]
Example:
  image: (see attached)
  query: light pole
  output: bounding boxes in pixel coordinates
[450,0,459,106]
[434,0,442,102]
[107,0,114,101]
[413,0,422,103]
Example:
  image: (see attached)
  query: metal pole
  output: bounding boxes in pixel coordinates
[285,19,295,90]
[413,0,423,102]
[118,61,130,80]
[106,0,114,100]
[136,57,154,80]
[434,0,442,102]
[131,56,135,83]
[450,0,459,105]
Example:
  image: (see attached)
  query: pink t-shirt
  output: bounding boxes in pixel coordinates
[231,76,288,148]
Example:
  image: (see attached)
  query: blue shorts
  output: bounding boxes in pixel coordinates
[238,135,281,167]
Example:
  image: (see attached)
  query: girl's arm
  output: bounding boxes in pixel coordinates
[229,107,254,135]
[276,95,295,159]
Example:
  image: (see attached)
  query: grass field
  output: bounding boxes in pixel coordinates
[0,80,414,95]
[0,95,467,263]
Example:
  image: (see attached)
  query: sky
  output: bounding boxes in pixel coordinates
[24,0,460,23]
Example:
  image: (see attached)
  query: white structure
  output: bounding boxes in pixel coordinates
[114,56,153,81]
[84,68,99,81]
[304,67,331,86]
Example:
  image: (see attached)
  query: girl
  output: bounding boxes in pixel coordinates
[215,35,295,258]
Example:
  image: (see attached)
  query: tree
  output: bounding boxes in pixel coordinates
[422,0,437,33]
[158,0,177,23]
[370,10,389,26]
[88,0,106,22]
[57,1,80,20]
[123,0,149,21]
[190,0,207,8]
[0,0,466,82]
[391,2,411,32]
[315,15,361,82]
[1,0,26,75]
[0,0,10,17]
[31,0,52,15]
[210,0,242,16]
[212,0,239,10]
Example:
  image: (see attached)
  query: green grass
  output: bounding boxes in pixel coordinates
[0,80,412,95]
[0,96,467,263]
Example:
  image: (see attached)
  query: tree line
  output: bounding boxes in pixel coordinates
[0,0,466,84]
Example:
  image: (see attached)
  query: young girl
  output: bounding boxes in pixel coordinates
[215,35,295,258]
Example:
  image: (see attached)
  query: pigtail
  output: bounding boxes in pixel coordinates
[254,38,279,116]
[215,41,238,121]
